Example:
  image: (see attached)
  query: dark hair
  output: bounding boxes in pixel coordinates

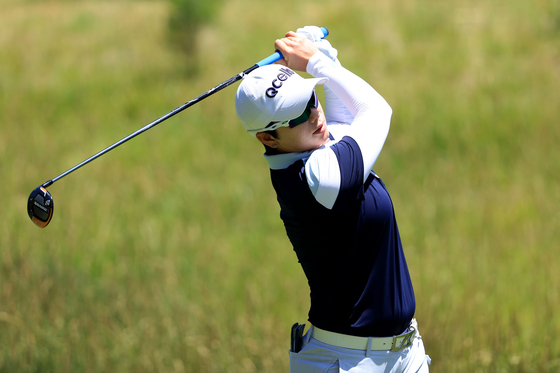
[266,129,279,139]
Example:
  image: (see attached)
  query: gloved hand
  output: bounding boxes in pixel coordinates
[296,26,339,62]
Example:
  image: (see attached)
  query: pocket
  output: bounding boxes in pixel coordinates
[338,357,377,372]
[290,351,339,373]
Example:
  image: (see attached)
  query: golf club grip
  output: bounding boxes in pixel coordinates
[256,27,329,67]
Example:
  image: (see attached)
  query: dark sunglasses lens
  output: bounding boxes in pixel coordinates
[310,90,318,108]
[289,112,310,128]
[289,91,317,128]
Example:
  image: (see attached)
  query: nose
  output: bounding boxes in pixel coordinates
[309,108,320,124]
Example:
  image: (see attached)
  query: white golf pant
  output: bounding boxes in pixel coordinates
[289,319,431,373]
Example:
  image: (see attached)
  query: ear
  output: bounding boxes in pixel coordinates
[256,132,278,148]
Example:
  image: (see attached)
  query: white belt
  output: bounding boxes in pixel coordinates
[312,324,417,352]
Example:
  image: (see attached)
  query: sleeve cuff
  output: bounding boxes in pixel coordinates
[307,52,338,77]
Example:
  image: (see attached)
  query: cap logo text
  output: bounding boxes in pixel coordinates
[266,68,295,98]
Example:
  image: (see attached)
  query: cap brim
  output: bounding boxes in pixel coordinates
[267,76,328,124]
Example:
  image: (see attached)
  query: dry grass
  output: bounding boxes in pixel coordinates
[1,0,559,372]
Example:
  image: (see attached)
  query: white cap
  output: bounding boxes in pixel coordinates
[235,65,328,136]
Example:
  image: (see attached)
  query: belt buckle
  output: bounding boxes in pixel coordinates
[390,328,416,352]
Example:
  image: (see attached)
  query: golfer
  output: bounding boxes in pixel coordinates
[235,26,431,372]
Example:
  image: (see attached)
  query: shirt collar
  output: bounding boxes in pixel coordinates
[263,150,313,170]
[263,132,336,170]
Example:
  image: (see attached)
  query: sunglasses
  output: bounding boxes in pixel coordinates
[265,90,318,131]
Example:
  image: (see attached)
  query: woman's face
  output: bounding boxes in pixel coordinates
[274,102,330,153]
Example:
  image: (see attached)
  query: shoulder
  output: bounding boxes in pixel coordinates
[304,145,342,209]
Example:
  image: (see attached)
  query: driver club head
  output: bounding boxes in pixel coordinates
[27,186,54,228]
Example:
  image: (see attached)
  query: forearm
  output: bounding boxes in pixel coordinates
[307,53,392,173]
[317,54,355,125]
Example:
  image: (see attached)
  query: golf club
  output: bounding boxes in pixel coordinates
[27,27,329,228]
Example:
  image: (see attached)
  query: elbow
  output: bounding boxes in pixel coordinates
[370,97,392,126]
[378,99,392,130]
[353,90,393,129]
[364,89,392,120]
[381,98,393,119]
[386,104,393,126]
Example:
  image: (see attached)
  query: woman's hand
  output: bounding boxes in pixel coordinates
[274,31,320,72]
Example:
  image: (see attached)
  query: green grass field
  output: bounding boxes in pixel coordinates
[1,0,559,372]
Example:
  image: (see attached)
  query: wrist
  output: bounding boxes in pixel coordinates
[306,52,335,76]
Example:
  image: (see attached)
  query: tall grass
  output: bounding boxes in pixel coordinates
[1,0,559,372]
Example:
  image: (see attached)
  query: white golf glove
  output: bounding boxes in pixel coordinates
[296,26,339,63]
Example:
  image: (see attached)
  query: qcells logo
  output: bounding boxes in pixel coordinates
[266,68,296,98]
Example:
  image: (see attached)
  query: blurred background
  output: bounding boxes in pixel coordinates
[1,0,559,371]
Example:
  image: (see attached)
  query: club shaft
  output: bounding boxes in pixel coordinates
[42,65,259,188]
[41,26,329,188]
